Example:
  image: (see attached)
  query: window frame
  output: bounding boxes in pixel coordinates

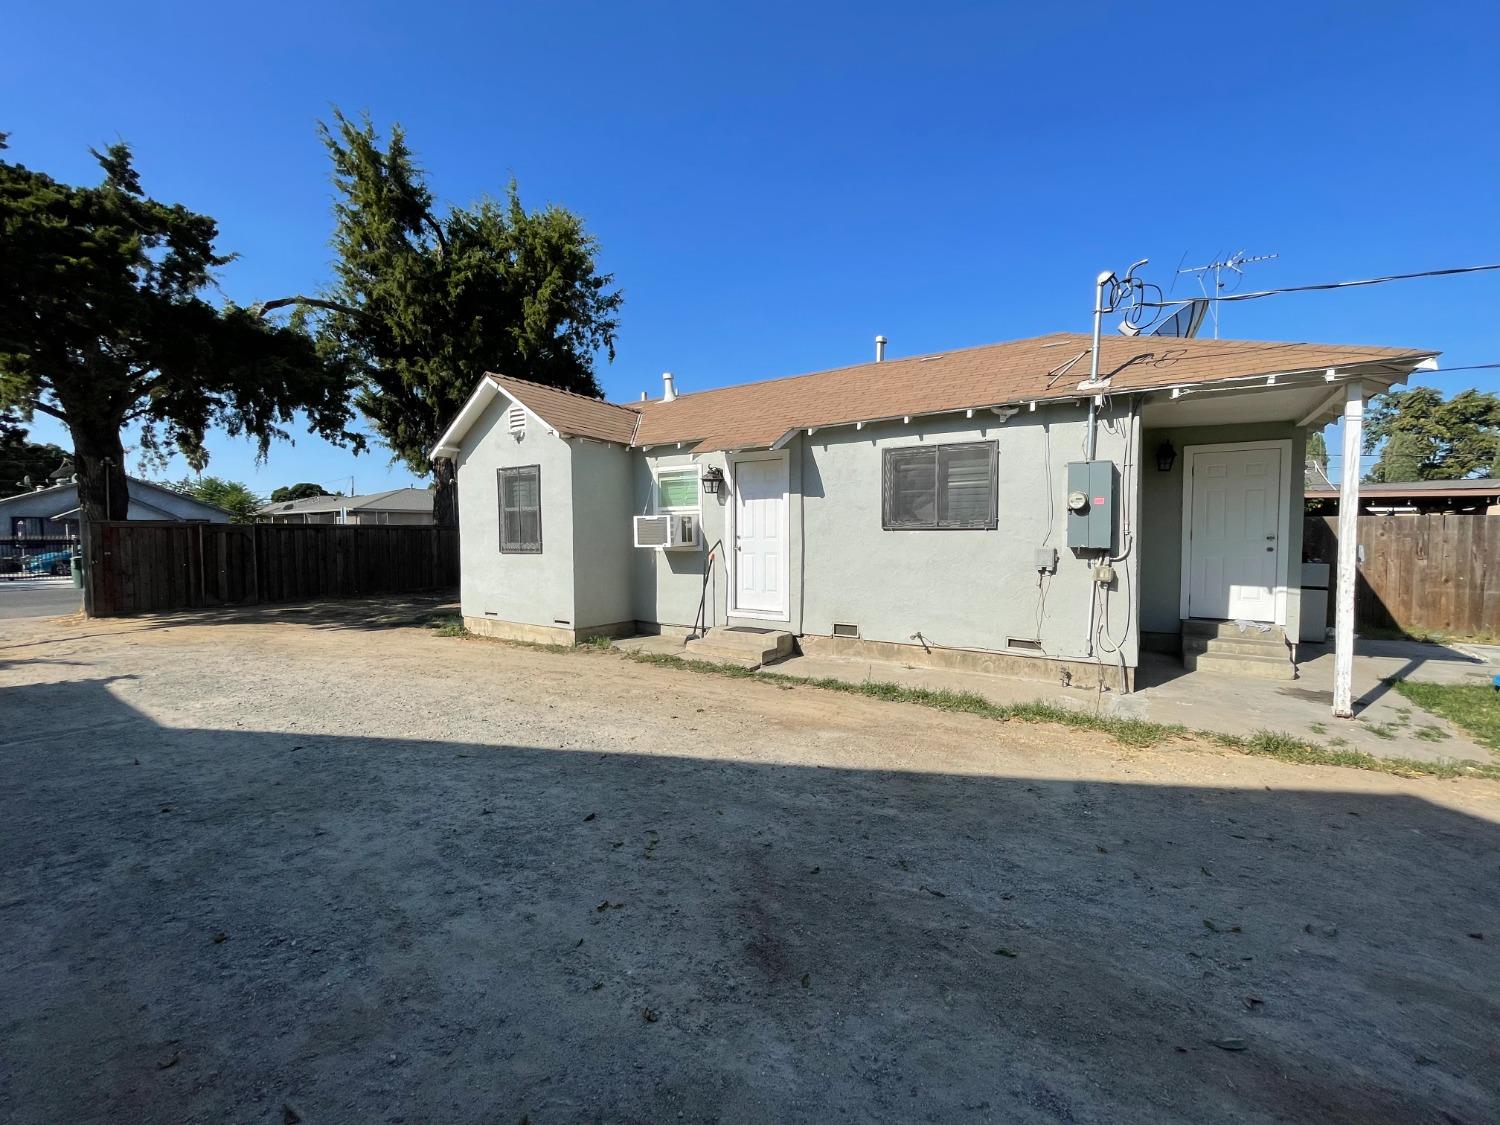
[654,467,701,514]
[881,440,999,531]
[497,464,543,554]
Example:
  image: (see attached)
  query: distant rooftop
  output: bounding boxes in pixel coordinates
[1305,477,1500,498]
[259,486,434,516]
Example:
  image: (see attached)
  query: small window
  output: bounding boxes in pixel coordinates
[882,441,997,530]
[656,469,699,511]
[498,465,542,553]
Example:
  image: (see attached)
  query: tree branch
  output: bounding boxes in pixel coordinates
[251,295,370,319]
[32,401,66,422]
[422,211,447,258]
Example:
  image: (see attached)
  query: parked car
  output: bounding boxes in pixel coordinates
[21,548,72,577]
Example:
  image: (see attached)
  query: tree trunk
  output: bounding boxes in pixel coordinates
[72,423,130,522]
[433,457,458,528]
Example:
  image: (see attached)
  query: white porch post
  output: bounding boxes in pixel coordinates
[1332,381,1364,718]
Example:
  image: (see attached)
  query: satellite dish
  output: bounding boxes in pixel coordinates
[1147,297,1208,338]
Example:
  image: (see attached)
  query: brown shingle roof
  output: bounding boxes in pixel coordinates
[491,375,639,444]
[629,333,1435,452]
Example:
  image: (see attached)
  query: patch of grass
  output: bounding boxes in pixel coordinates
[1308,722,1328,735]
[426,614,471,638]
[432,630,1500,782]
[1205,728,1500,781]
[1392,679,1500,752]
[581,635,617,651]
[1414,724,1450,743]
[1360,721,1399,741]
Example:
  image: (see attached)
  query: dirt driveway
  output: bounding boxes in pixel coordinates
[2,600,1498,1124]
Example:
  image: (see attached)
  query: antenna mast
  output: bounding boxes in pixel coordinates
[1177,250,1279,338]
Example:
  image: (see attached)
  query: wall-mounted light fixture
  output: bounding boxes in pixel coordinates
[701,466,725,497]
[1155,440,1177,473]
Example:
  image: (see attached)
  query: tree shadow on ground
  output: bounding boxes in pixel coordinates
[1,679,1496,1125]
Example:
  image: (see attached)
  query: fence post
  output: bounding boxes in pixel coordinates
[80,519,95,617]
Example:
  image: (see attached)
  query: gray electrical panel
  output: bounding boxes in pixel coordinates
[1066,460,1115,550]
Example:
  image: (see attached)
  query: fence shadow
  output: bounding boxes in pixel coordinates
[2,677,1496,1124]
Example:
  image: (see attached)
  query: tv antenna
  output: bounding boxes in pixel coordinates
[1177,250,1279,338]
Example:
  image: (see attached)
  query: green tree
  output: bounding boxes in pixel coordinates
[260,111,622,526]
[1364,387,1500,481]
[0,134,362,522]
[1306,429,1328,465]
[167,475,263,523]
[269,482,334,503]
[0,410,70,499]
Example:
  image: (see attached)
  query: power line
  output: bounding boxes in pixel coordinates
[1136,262,1500,308]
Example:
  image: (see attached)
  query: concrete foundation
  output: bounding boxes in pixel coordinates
[465,616,635,647]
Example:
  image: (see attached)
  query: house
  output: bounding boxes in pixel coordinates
[431,332,1437,714]
[1305,474,1500,515]
[0,474,231,538]
[257,487,435,525]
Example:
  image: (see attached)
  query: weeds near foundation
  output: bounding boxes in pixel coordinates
[428,630,1500,782]
[621,652,1500,781]
[426,614,471,639]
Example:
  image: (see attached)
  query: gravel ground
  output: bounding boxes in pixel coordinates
[1,600,1498,1124]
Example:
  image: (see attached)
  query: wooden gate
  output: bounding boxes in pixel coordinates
[1304,513,1500,638]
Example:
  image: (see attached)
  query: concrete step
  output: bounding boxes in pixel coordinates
[1182,634,1290,659]
[684,627,795,669]
[1182,649,1296,680]
[1182,618,1287,644]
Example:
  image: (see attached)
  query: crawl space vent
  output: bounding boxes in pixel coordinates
[1007,637,1042,651]
[832,622,860,638]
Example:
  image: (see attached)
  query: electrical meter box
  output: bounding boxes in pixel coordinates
[1066,460,1115,550]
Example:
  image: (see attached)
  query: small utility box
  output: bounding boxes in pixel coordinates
[1066,460,1115,551]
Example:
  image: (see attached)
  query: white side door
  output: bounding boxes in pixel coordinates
[1187,446,1283,621]
[732,455,788,616]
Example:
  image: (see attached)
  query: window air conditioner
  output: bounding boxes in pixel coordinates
[633,512,700,550]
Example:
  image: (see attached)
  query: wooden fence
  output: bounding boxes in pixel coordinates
[84,521,459,617]
[1304,513,1500,638]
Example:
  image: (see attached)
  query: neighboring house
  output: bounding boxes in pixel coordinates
[1306,474,1500,515]
[0,475,231,538]
[257,487,435,525]
[431,332,1437,689]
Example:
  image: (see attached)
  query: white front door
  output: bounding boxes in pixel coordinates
[1186,446,1283,621]
[732,454,788,617]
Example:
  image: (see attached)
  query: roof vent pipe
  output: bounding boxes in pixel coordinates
[662,372,677,402]
[875,335,887,362]
[640,390,648,401]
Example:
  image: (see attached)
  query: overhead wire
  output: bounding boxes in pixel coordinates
[1133,262,1500,308]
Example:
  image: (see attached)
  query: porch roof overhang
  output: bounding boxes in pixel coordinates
[1138,355,1438,429]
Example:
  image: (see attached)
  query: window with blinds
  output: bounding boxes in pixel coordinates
[882,441,997,530]
[498,465,542,553]
[656,470,698,511]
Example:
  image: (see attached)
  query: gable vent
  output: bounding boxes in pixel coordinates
[507,406,526,434]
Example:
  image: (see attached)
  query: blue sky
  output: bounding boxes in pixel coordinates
[6,1,1498,493]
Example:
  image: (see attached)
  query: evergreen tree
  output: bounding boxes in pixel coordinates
[0,135,362,521]
[261,111,621,526]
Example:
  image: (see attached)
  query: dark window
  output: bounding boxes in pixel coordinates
[498,465,542,553]
[882,441,997,530]
[12,517,46,537]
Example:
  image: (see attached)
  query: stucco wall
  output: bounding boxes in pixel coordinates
[1139,422,1306,641]
[629,449,731,629]
[455,394,576,629]
[570,439,635,629]
[799,402,1138,664]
